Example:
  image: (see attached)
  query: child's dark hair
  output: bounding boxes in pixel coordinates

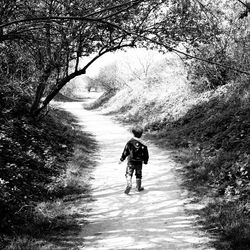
[132,125,143,138]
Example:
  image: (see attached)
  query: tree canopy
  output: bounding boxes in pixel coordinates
[1,1,250,246]
[0,0,249,116]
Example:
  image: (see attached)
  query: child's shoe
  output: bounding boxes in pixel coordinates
[124,176,132,194]
[136,179,144,192]
[124,185,131,194]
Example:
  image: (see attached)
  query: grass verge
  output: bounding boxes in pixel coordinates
[91,79,250,249]
[1,104,98,250]
[144,85,250,250]
[84,90,116,110]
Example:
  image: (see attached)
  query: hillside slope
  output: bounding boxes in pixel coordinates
[88,51,250,249]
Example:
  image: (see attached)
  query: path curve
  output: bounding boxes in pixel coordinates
[61,101,214,250]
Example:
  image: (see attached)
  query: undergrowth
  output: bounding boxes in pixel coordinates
[84,48,250,249]
[90,65,250,248]
[146,83,250,249]
[84,90,116,110]
[0,100,97,249]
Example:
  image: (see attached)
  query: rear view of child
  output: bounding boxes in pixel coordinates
[119,125,149,194]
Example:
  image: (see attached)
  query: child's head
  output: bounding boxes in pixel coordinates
[132,125,143,138]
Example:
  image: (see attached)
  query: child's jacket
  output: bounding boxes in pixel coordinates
[120,138,149,164]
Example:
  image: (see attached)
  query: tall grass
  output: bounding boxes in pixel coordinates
[89,49,250,249]
[2,107,97,250]
[101,52,195,126]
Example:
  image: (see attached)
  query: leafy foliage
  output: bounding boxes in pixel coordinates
[144,81,250,249]
[90,45,250,248]
[2,0,250,248]
[92,62,125,92]
[0,98,96,239]
[187,1,250,91]
[0,0,221,116]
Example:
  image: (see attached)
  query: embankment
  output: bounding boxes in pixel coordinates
[88,77,250,250]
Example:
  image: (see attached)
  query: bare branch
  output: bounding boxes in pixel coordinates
[144,36,250,76]
[97,20,250,76]
[100,0,144,20]
[192,0,219,22]
[0,0,144,30]
[35,41,135,115]
[85,0,143,18]
[236,0,250,11]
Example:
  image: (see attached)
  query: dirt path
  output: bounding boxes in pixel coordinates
[61,101,214,250]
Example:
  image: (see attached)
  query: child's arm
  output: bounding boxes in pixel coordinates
[143,146,149,164]
[120,143,130,162]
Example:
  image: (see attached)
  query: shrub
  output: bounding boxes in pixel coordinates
[0,101,97,237]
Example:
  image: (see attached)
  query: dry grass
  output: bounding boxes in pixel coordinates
[89,49,250,249]
[2,107,97,250]
[101,52,197,127]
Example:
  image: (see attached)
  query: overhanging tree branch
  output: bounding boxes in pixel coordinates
[85,0,144,18]
[0,16,106,29]
[192,0,219,22]
[236,0,250,11]
[95,20,250,76]
[142,36,250,76]
[34,41,135,116]
[0,0,144,30]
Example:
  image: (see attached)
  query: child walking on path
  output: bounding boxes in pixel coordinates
[119,126,149,194]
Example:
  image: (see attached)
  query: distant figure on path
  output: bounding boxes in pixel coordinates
[119,125,149,194]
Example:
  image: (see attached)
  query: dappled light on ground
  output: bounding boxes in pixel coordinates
[61,101,214,250]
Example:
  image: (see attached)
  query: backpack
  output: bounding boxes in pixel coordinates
[130,141,145,162]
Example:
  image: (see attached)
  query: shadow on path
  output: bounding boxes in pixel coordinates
[58,101,215,250]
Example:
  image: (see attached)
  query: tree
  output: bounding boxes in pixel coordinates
[121,49,160,81]
[1,0,166,116]
[0,0,232,116]
[92,62,125,92]
[185,0,250,90]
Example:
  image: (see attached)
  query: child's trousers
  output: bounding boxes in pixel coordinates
[125,162,143,179]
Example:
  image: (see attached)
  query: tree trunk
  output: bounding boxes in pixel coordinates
[30,66,51,116]
[32,69,85,116]
[31,43,133,117]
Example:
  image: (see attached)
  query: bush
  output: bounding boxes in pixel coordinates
[84,90,116,110]
[186,9,250,93]
[186,45,240,92]
[92,62,124,92]
[0,101,97,238]
[146,81,250,249]
[199,200,250,250]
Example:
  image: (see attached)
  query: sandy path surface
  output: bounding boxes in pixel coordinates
[61,101,214,250]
